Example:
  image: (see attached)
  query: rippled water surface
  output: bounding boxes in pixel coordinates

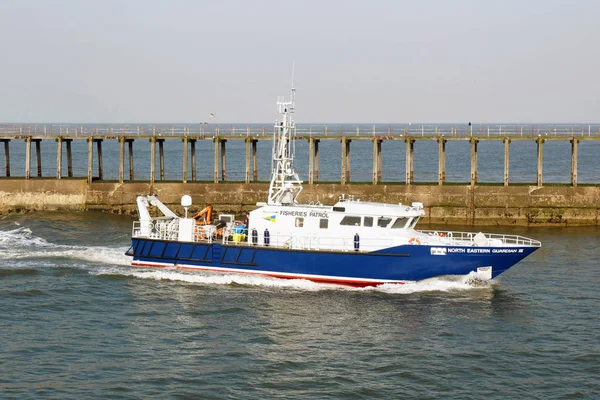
[1,212,599,399]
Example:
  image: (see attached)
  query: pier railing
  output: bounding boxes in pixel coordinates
[2,123,600,138]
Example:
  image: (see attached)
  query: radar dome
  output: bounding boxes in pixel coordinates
[181,195,192,207]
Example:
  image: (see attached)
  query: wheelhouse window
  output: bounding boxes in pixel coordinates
[295,217,304,228]
[391,217,409,229]
[320,219,328,229]
[408,217,419,229]
[364,216,373,227]
[340,216,361,226]
[377,217,392,228]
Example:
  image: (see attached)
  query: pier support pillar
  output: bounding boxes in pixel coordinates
[252,140,257,181]
[571,138,578,187]
[341,137,351,184]
[536,137,544,187]
[405,138,414,185]
[182,137,188,183]
[191,139,197,181]
[119,138,125,183]
[34,139,42,177]
[25,137,31,179]
[149,137,156,184]
[503,138,510,186]
[1,139,10,177]
[308,138,315,184]
[87,137,93,183]
[372,138,382,184]
[245,138,251,184]
[437,138,446,185]
[95,139,103,180]
[126,139,135,180]
[470,138,478,186]
[158,139,165,180]
[56,137,62,179]
[65,139,73,178]
[213,138,219,183]
[314,139,320,181]
[220,139,227,182]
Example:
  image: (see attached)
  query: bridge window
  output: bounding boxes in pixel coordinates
[377,217,392,228]
[340,216,361,226]
[364,216,373,227]
[320,219,328,229]
[295,217,304,228]
[408,217,419,229]
[391,217,409,229]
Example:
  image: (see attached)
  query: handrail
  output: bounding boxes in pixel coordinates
[2,123,600,138]
[132,221,541,252]
[418,230,542,247]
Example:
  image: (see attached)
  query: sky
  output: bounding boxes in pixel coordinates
[0,0,598,123]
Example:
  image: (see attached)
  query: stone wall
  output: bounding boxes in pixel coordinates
[0,179,598,226]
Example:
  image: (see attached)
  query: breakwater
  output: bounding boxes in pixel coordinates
[1,125,599,225]
[1,179,598,226]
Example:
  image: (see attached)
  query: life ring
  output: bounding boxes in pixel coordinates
[438,232,446,237]
[408,237,421,245]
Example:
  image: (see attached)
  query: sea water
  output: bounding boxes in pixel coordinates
[1,211,599,399]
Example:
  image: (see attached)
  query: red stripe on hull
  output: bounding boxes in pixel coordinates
[130,262,406,288]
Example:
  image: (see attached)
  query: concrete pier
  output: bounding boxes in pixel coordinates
[1,179,598,226]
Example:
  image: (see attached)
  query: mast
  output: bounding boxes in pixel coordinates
[267,86,303,205]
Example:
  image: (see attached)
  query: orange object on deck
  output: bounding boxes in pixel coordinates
[193,205,213,225]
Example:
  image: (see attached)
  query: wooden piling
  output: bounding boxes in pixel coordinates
[119,138,125,183]
[372,139,382,184]
[503,138,510,186]
[252,140,257,181]
[470,138,478,186]
[245,138,251,184]
[308,138,315,184]
[405,138,414,185]
[2,139,10,177]
[314,139,320,181]
[25,137,31,179]
[35,139,42,177]
[150,137,156,183]
[127,139,134,180]
[56,137,62,179]
[96,139,103,180]
[437,138,446,185]
[191,139,197,181]
[213,138,219,183]
[220,139,227,182]
[341,137,351,184]
[87,138,93,183]
[536,137,544,187]
[65,139,73,177]
[182,137,188,183]
[571,138,578,187]
[158,139,165,181]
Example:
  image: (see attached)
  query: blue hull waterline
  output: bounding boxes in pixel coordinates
[127,238,538,286]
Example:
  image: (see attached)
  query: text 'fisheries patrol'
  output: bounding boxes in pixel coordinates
[278,210,329,218]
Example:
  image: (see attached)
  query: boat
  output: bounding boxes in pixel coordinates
[125,88,541,287]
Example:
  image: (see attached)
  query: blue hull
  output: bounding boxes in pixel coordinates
[127,238,538,286]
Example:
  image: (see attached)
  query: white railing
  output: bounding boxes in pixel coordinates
[132,219,179,241]
[2,123,600,138]
[131,221,541,250]
[418,230,541,247]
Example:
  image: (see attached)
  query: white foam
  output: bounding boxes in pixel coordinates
[93,266,493,293]
[0,226,52,248]
[0,225,130,266]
